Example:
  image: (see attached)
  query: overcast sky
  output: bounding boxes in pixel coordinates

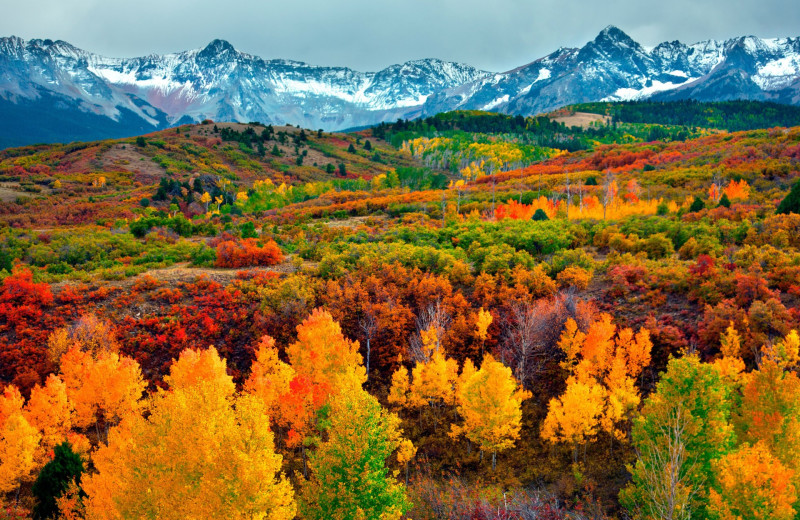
[2,0,798,72]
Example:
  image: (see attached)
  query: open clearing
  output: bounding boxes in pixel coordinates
[550,111,611,129]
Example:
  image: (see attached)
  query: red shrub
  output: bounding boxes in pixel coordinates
[215,239,283,268]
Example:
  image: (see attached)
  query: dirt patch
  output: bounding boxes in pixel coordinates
[127,258,307,287]
[100,144,166,183]
[50,256,312,294]
[0,182,51,202]
[550,111,611,129]
[323,215,386,229]
[0,185,29,202]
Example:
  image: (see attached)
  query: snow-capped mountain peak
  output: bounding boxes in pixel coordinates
[0,28,799,148]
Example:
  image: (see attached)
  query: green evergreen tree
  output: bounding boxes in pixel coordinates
[239,221,257,239]
[32,442,84,520]
[271,144,281,156]
[718,193,731,208]
[532,209,549,221]
[689,196,705,212]
[776,179,800,215]
[364,140,372,151]
[347,143,356,154]
[326,164,335,174]
[338,163,347,176]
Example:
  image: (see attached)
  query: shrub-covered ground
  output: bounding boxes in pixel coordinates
[1,103,800,519]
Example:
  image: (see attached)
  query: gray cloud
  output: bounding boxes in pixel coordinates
[2,0,798,71]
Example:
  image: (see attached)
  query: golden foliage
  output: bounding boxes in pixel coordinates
[474,307,493,342]
[286,308,366,396]
[59,347,145,432]
[543,314,652,445]
[0,386,40,493]
[709,442,797,520]
[84,347,295,520]
[23,374,73,464]
[244,335,295,419]
[450,355,531,455]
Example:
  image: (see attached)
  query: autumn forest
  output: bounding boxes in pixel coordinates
[2,102,800,519]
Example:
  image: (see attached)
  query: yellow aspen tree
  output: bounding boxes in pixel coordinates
[737,357,800,482]
[543,314,652,450]
[475,307,492,357]
[84,347,295,520]
[763,329,800,370]
[540,379,605,461]
[715,321,746,382]
[46,328,73,367]
[450,355,531,470]
[709,442,798,520]
[23,374,73,465]
[200,191,212,211]
[407,349,458,409]
[286,308,366,397]
[397,439,417,486]
[0,385,24,424]
[387,363,410,408]
[59,347,145,441]
[244,335,295,421]
[0,386,41,495]
[46,314,119,367]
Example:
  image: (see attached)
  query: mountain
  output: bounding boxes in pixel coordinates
[422,26,800,116]
[1,27,799,147]
[0,36,487,148]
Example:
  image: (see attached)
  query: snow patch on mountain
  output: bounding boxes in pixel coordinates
[483,94,510,110]
[1,27,799,145]
[753,55,800,89]
[602,78,701,101]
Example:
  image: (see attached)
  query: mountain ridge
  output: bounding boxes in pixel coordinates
[1,26,799,147]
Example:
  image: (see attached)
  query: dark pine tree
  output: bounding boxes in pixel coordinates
[32,442,84,520]
[689,196,705,212]
[532,209,549,221]
[777,180,800,215]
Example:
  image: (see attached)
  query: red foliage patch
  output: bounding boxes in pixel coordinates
[214,238,283,268]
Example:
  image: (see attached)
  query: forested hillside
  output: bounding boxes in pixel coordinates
[1,104,800,519]
[572,100,800,131]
